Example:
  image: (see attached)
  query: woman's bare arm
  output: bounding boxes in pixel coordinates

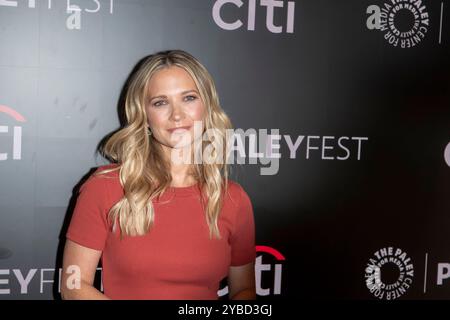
[60,239,110,300]
[227,262,256,300]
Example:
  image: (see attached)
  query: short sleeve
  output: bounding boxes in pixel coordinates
[66,173,110,251]
[230,185,256,266]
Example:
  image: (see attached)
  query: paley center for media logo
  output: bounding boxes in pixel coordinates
[0,105,25,161]
[366,0,429,48]
[212,0,296,34]
[365,247,414,300]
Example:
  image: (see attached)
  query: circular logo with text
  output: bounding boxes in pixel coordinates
[365,247,414,300]
[380,0,429,48]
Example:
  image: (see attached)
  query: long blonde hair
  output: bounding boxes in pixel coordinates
[97,50,233,239]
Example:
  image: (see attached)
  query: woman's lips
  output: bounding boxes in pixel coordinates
[167,126,191,133]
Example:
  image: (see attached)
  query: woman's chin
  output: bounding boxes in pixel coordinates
[168,139,195,150]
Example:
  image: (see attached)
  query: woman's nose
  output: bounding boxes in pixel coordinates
[169,103,184,121]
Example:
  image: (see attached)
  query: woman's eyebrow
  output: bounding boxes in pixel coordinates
[149,90,199,101]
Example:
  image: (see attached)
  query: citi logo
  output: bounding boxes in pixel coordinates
[0,105,25,161]
[254,245,284,295]
[212,0,296,34]
[218,245,285,297]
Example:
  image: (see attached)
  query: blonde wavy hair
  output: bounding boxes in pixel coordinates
[97,50,233,239]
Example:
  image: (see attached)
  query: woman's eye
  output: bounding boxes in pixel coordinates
[185,95,197,101]
[153,100,165,107]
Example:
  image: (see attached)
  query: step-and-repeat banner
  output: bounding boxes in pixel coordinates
[0,0,449,300]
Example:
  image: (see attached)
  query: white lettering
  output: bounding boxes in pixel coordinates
[66,265,81,290]
[306,135,319,159]
[0,270,10,294]
[0,126,9,161]
[40,269,54,294]
[13,126,22,160]
[213,0,295,34]
[322,136,334,160]
[256,255,271,296]
[66,4,81,30]
[13,269,37,294]
[261,0,283,33]
[351,137,368,160]
[212,0,243,31]
[284,135,304,158]
[437,263,450,285]
[366,5,381,30]
[85,0,100,13]
[0,0,17,7]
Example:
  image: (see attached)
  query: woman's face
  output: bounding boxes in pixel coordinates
[145,66,206,153]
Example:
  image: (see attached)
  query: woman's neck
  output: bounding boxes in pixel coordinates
[162,144,197,187]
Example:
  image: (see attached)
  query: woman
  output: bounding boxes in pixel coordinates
[60,50,256,300]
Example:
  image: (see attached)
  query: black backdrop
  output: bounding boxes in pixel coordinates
[0,0,449,300]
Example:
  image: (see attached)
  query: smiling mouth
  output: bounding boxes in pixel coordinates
[167,126,191,133]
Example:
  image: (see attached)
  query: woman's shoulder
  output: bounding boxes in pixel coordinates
[93,163,120,178]
[76,164,123,204]
[224,179,251,207]
[80,163,120,191]
[226,179,244,193]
